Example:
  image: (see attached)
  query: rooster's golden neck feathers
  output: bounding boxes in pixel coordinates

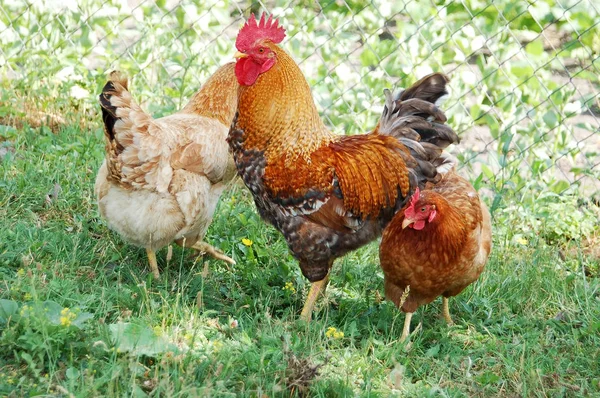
[236,44,334,162]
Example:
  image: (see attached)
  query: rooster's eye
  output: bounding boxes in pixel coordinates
[421,207,426,212]
[258,48,264,53]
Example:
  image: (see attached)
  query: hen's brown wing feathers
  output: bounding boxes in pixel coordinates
[430,172,482,230]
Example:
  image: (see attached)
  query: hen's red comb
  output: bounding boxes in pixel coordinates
[409,187,420,207]
[236,12,286,52]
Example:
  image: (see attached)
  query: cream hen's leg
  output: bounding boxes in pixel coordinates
[400,312,413,342]
[191,241,236,265]
[300,275,330,322]
[442,297,454,325]
[146,248,160,279]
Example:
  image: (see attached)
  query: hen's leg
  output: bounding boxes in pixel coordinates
[146,248,160,279]
[442,297,454,325]
[191,241,236,265]
[400,312,413,342]
[300,275,330,322]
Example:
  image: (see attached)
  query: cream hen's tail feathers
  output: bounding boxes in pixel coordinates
[99,71,159,186]
[99,71,153,157]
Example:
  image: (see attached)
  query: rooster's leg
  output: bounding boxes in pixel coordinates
[191,241,236,265]
[400,312,413,342]
[442,297,454,325]
[146,248,160,279]
[300,275,330,322]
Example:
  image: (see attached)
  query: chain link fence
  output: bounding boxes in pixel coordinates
[1,0,599,238]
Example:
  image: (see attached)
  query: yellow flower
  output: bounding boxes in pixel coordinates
[517,237,528,245]
[325,327,344,339]
[60,307,76,327]
[241,238,253,247]
[16,268,25,277]
[211,340,224,352]
[153,326,162,336]
[282,282,296,294]
[24,292,32,301]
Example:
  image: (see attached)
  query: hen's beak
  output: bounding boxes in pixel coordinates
[402,218,413,229]
[234,51,248,59]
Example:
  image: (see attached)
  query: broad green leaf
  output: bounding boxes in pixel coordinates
[477,371,501,384]
[525,39,544,57]
[43,300,65,325]
[66,367,80,380]
[551,180,570,194]
[542,111,558,127]
[0,299,19,323]
[109,322,179,357]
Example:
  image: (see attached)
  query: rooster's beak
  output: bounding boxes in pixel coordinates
[234,51,248,59]
[402,218,413,229]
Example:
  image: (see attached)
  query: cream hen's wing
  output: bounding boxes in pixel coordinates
[167,114,233,186]
[165,114,234,233]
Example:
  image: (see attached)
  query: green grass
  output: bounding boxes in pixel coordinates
[1,122,599,396]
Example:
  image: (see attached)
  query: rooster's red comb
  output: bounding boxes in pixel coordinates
[236,12,286,52]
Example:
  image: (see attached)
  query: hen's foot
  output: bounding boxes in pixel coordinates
[400,312,413,342]
[442,297,454,325]
[146,248,160,279]
[191,241,236,265]
[300,275,330,322]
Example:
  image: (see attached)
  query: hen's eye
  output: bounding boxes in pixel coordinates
[259,48,264,53]
[421,207,426,212]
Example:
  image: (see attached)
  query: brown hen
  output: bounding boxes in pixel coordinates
[380,168,492,341]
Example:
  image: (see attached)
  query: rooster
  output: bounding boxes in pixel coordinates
[379,169,492,341]
[228,14,459,320]
[96,63,238,279]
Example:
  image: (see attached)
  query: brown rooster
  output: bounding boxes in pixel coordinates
[96,63,238,279]
[380,169,492,341]
[228,14,459,320]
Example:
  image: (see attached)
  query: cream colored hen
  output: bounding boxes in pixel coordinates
[95,63,239,279]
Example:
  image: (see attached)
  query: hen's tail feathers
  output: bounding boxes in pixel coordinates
[99,71,151,156]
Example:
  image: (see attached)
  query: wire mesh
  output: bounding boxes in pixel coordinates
[1,0,599,214]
